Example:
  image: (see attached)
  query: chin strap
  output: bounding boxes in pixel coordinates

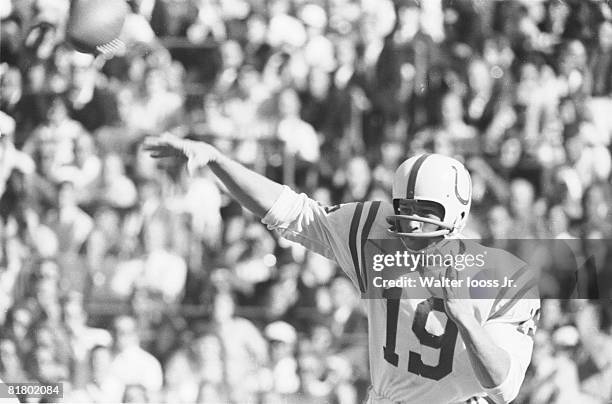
[386,214,453,238]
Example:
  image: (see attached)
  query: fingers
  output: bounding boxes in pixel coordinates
[92,53,108,70]
[142,140,169,157]
[142,134,175,150]
[442,266,470,300]
[142,137,161,152]
[186,159,198,176]
[142,135,184,159]
[445,265,455,282]
[440,268,449,299]
[143,132,178,146]
[146,149,183,158]
[148,151,171,158]
[441,266,460,300]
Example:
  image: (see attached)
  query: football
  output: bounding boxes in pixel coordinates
[65,0,129,56]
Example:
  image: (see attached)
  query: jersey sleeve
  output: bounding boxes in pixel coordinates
[481,319,537,403]
[481,250,540,402]
[486,248,541,325]
[261,185,383,293]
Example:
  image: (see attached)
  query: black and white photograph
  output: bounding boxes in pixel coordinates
[1,0,612,403]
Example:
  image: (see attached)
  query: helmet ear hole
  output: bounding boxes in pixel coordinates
[393,199,400,214]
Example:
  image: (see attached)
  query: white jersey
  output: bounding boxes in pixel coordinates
[262,186,540,404]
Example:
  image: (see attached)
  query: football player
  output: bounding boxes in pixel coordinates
[144,134,540,404]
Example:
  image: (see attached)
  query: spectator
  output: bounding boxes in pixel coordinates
[61,292,112,387]
[590,20,612,96]
[47,180,93,290]
[411,91,478,157]
[163,331,208,404]
[276,88,320,189]
[124,218,188,304]
[67,52,120,133]
[123,65,184,137]
[23,95,84,173]
[0,338,28,383]
[98,154,138,209]
[210,291,269,402]
[192,332,230,402]
[263,321,300,400]
[109,316,163,400]
[122,384,149,403]
[75,344,123,403]
[71,133,102,207]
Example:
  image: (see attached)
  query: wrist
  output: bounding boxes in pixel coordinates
[444,299,474,323]
[207,145,223,165]
[451,309,479,330]
[182,139,221,165]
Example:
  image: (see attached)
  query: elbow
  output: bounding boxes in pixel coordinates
[485,391,518,404]
[484,382,520,404]
[482,357,524,404]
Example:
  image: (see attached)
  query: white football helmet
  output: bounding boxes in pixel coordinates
[387,153,472,238]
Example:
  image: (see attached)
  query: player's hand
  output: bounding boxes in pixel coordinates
[143,133,220,174]
[440,266,473,324]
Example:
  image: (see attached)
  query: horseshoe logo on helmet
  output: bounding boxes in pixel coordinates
[452,166,470,205]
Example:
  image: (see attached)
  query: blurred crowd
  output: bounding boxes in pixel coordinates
[1,0,612,402]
